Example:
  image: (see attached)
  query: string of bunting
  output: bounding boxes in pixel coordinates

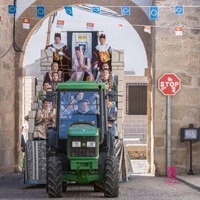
[4,4,200,36]
[7,5,199,17]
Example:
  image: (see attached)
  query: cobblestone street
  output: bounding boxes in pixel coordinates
[0,173,200,200]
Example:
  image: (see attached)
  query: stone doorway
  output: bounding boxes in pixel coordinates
[13,1,153,174]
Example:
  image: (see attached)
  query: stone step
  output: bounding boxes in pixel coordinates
[123,138,147,145]
[124,133,147,139]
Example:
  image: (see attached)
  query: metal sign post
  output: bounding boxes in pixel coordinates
[158,73,181,177]
[166,96,172,170]
[188,140,194,175]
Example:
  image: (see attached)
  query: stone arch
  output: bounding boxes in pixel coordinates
[15,0,151,68]
[15,0,153,173]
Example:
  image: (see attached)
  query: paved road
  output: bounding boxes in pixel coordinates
[0,173,200,200]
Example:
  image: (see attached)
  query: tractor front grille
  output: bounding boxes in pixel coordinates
[68,136,98,157]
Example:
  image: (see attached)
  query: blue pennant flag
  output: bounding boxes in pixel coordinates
[64,6,73,16]
[36,6,45,18]
[92,6,100,14]
[121,6,130,16]
[8,5,16,14]
[149,6,159,20]
[175,6,184,15]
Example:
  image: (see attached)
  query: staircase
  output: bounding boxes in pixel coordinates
[28,50,53,139]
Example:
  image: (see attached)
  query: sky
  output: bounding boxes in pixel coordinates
[23,7,147,75]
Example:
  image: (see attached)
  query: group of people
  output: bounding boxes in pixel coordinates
[33,32,118,140]
[45,32,115,85]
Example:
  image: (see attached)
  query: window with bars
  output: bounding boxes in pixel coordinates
[126,83,147,115]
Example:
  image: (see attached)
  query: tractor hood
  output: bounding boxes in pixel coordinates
[68,124,98,137]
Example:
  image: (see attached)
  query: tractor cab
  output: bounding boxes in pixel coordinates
[58,90,100,139]
[55,81,107,140]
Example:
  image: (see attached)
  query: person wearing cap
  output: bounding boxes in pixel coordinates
[46,33,71,81]
[70,46,94,81]
[91,34,112,80]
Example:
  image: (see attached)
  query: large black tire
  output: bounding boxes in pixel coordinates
[109,133,115,156]
[104,156,119,198]
[93,182,104,192]
[47,156,62,198]
[46,155,49,193]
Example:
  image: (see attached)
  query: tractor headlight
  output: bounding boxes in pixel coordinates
[87,141,96,148]
[72,141,81,147]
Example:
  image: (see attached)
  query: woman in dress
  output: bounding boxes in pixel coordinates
[70,46,94,81]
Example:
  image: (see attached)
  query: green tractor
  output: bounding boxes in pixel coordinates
[46,81,119,198]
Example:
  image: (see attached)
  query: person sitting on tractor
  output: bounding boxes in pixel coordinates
[70,46,93,81]
[50,72,60,92]
[33,99,56,139]
[73,99,95,115]
[96,62,113,81]
[45,33,71,81]
[44,62,63,82]
[60,99,75,119]
[72,99,97,126]
[38,81,52,109]
[100,68,116,92]
[91,33,112,80]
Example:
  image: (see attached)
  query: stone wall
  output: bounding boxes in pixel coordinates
[22,77,36,122]
[153,0,200,175]
[0,1,16,174]
[123,75,148,141]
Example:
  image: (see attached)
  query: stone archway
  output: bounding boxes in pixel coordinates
[15,0,151,67]
[14,0,152,173]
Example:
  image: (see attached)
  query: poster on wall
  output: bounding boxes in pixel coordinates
[175,27,183,36]
[72,33,92,59]
[22,18,30,29]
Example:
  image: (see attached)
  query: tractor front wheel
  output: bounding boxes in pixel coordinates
[104,156,119,198]
[93,181,104,192]
[47,156,62,198]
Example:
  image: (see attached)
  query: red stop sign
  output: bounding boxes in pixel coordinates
[158,73,181,95]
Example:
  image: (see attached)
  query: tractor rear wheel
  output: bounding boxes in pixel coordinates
[104,156,119,198]
[47,156,62,198]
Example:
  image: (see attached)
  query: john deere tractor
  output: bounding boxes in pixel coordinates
[46,81,119,198]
